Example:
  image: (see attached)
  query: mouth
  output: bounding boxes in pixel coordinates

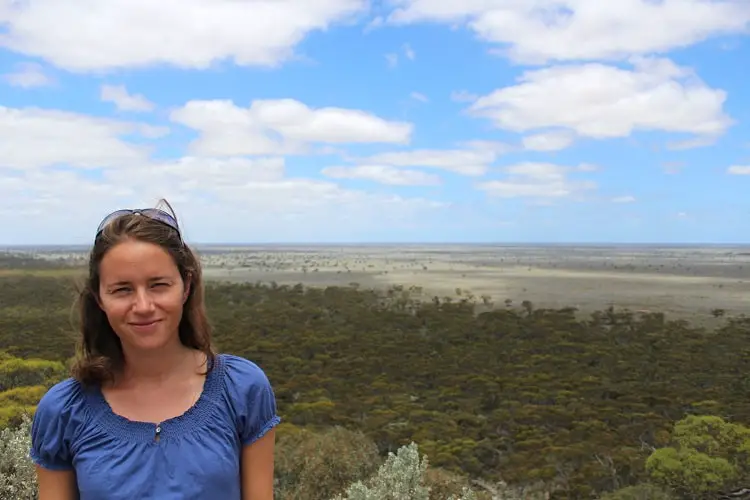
[129,319,162,327]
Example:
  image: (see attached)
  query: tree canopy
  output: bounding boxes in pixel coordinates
[1,265,750,498]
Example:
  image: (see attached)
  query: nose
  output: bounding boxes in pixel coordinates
[132,288,156,313]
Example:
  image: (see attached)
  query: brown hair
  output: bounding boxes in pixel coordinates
[71,199,215,387]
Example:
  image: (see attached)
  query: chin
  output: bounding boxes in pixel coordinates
[125,338,170,353]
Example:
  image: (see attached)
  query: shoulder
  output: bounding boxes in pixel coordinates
[35,377,86,419]
[216,354,280,446]
[31,378,88,470]
[219,353,274,392]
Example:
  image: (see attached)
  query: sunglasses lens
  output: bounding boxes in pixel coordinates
[141,209,179,232]
[95,208,181,239]
[96,209,133,234]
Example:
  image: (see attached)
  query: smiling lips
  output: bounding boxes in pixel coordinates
[129,319,162,332]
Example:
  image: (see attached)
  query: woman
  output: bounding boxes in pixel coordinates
[30,201,280,499]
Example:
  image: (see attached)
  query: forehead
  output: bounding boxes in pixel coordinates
[99,240,180,283]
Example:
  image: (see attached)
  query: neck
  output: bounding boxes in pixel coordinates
[119,339,196,386]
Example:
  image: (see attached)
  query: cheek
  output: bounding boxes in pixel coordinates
[99,299,128,322]
[161,294,187,318]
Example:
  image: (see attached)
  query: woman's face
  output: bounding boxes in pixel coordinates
[97,239,190,353]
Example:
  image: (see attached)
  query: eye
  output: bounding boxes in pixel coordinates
[152,282,170,288]
[112,287,131,294]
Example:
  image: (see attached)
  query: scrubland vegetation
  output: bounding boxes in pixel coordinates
[2,256,750,498]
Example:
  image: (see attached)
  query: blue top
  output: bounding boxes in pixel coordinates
[30,353,281,500]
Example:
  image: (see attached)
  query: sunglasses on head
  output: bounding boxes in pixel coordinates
[96,208,182,240]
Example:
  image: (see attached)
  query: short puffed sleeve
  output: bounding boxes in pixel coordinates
[30,378,84,471]
[222,354,281,446]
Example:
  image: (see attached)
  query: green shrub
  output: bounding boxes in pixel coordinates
[0,414,36,500]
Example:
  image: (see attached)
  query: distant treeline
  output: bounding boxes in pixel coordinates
[2,264,750,498]
[0,253,64,269]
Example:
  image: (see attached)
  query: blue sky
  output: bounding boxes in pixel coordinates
[1,1,749,245]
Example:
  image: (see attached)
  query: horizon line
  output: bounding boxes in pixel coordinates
[2,242,750,249]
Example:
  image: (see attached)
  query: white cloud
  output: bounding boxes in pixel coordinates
[2,62,53,88]
[460,140,513,154]
[728,165,750,175]
[386,0,750,64]
[355,149,496,175]
[0,156,448,244]
[0,89,452,243]
[0,0,367,71]
[576,163,598,172]
[410,92,429,103]
[467,58,732,142]
[477,162,597,199]
[138,124,171,139]
[522,130,576,151]
[403,43,415,60]
[0,98,443,243]
[322,165,441,185]
[662,161,686,174]
[170,98,413,156]
[104,156,287,191]
[385,43,415,68]
[666,136,719,150]
[0,106,152,169]
[612,195,636,203]
[451,90,478,103]
[100,84,155,112]
[0,169,134,220]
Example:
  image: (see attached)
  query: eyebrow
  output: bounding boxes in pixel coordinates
[107,277,172,287]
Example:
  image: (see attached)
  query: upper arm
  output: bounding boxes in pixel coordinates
[240,428,276,500]
[31,380,80,498]
[225,355,281,446]
[36,466,78,500]
[224,355,281,500]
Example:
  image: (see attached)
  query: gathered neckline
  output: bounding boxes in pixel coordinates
[86,353,226,442]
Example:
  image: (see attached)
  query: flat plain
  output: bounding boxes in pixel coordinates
[7,243,750,324]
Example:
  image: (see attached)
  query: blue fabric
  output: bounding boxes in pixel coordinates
[30,353,281,499]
